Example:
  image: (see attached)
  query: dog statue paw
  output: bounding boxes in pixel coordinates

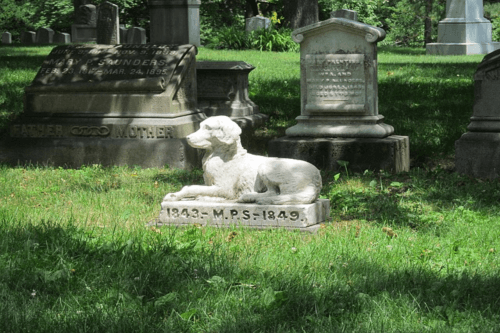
[162,116,322,205]
[162,192,180,202]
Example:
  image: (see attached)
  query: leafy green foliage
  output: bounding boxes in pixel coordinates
[205,25,298,52]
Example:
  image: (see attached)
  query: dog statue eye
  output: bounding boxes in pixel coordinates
[204,125,212,130]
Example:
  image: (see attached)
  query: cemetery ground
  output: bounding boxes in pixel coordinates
[1,45,500,332]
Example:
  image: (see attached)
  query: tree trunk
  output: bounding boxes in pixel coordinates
[284,0,319,29]
[424,0,433,45]
[245,0,259,19]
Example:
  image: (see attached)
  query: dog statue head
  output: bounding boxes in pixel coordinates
[187,116,242,149]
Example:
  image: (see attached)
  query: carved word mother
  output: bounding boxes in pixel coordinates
[163,116,322,205]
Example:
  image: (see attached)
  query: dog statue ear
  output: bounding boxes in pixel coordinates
[215,117,242,144]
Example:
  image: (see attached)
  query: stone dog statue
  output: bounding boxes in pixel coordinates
[163,116,322,205]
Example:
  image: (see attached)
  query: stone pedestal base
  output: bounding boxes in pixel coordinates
[455,132,500,178]
[0,114,206,169]
[426,42,500,55]
[150,199,330,231]
[71,24,96,43]
[268,136,410,173]
[0,137,200,169]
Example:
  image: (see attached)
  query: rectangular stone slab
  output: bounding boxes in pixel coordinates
[156,199,330,229]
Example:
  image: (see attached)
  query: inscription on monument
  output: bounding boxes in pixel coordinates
[306,54,366,113]
[161,206,303,224]
[31,45,184,86]
[10,124,176,139]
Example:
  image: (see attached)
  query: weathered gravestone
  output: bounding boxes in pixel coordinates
[126,27,147,44]
[21,31,36,44]
[54,32,71,44]
[245,16,271,33]
[72,2,97,43]
[149,0,201,46]
[456,49,500,178]
[119,26,128,43]
[2,32,12,44]
[0,44,206,168]
[196,61,267,128]
[97,1,120,44]
[36,28,54,44]
[427,0,500,55]
[150,116,329,232]
[268,10,410,173]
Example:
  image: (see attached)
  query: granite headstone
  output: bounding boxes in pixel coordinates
[1,44,205,168]
[245,16,271,33]
[97,1,120,44]
[21,31,36,44]
[36,27,54,44]
[126,27,147,44]
[54,32,71,44]
[2,32,12,44]
[268,10,409,173]
[72,3,97,43]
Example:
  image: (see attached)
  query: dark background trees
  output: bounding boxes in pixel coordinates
[2,0,500,48]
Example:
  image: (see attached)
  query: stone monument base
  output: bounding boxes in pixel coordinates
[268,136,410,173]
[71,24,97,43]
[150,199,330,232]
[455,132,500,179]
[0,137,199,169]
[426,42,500,55]
[0,114,205,169]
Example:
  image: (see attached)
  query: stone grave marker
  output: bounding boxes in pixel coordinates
[2,32,12,44]
[126,27,147,44]
[119,26,128,43]
[21,31,36,44]
[54,32,71,44]
[427,0,500,55]
[245,16,271,33]
[97,1,119,44]
[72,3,97,43]
[196,61,266,128]
[268,10,410,173]
[150,116,329,232]
[149,0,201,46]
[35,27,54,44]
[0,44,205,169]
[456,49,500,178]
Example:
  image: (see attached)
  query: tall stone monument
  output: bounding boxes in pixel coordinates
[71,1,97,43]
[0,44,205,169]
[456,49,500,178]
[268,10,409,173]
[97,1,120,44]
[427,0,500,55]
[149,0,201,46]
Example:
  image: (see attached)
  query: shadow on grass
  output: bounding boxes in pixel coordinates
[379,46,427,55]
[324,167,500,233]
[1,221,499,332]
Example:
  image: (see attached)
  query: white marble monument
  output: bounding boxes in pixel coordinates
[427,0,500,55]
[268,10,409,173]
[157,116,329,231]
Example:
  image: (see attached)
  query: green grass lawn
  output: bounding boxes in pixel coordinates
[1,45,500,332]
